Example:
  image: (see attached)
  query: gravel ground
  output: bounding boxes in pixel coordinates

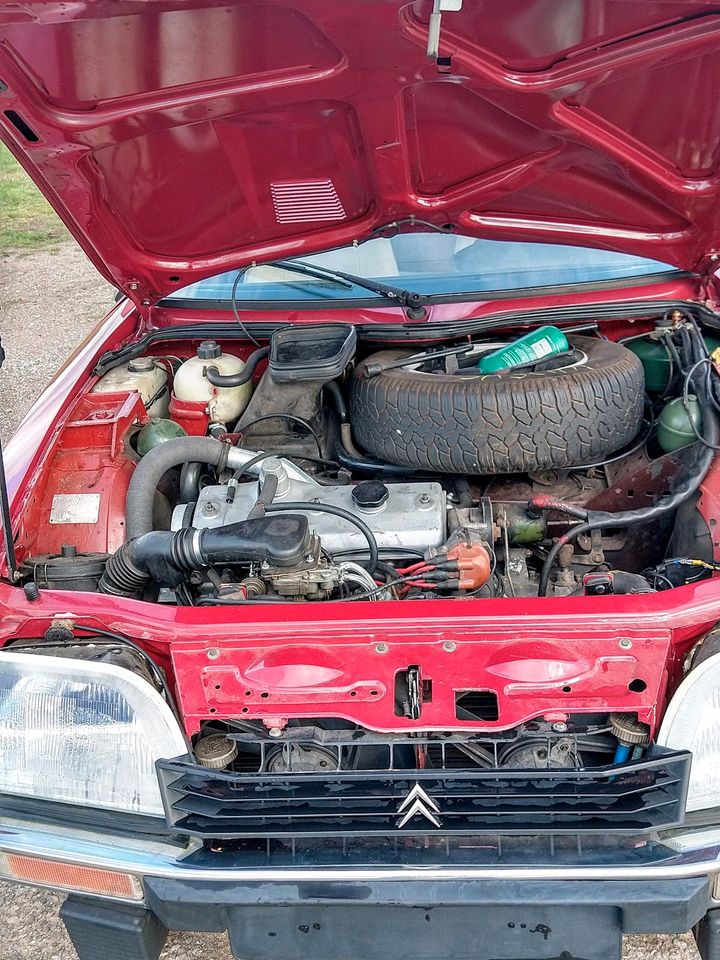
[0,242,702,959]
[0,244,115,440]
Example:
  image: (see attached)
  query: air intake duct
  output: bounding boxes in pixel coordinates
[100,515,310,597]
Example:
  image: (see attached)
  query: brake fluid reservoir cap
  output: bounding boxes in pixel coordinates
[352,480,389,511]
[195,734,238,769]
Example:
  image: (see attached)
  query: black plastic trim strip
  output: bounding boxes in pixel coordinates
[95,298,720,374]
[0,793,177,841]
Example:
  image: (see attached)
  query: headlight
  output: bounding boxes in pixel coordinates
[0,651,187,816]
[658,651,720,812]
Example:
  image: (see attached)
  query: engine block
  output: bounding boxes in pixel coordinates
[172,461,446,556]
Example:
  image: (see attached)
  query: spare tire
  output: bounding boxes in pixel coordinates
[350,336,644,474]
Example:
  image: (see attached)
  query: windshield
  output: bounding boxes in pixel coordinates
[167,234,676,304]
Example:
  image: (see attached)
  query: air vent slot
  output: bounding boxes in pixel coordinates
[3,111,38,143]
[455,690,499,721]
[271,179,346,223]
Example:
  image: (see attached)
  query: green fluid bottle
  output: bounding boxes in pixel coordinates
[136,418,187,457]
[477,326,570,374]
[628,335,720,392]
[657,396,703,453]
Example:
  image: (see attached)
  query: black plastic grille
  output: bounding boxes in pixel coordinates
[157,745,690,840]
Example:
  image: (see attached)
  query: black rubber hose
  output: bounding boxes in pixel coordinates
[333,443,436,478]
[126,437,229,539]
[265,501,379,575]
[325,380,349,423]
[205,347,269,387]
[247,472,279,520]
[179,461,203,502]
[325,380,367,460]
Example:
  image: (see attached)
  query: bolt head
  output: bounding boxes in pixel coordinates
[375,642,389,654]
[443,640,456,652]
[268,727,283,738]
[619,638,632,649]
[207,647,221,660]
[552,722,568,733]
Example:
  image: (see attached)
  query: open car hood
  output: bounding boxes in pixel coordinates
[2,1,720,303]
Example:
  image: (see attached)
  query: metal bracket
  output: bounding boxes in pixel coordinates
[427,0,463,59]
[0,339,18,581]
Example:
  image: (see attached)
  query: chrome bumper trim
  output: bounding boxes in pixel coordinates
[1,817,720,886]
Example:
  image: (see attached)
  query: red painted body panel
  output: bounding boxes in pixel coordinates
[0,571,718,737]
[16,392,147,559]
[171,630,672,737]
[2,2,720,301]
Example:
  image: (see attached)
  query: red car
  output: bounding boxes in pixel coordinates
[2,2,720,959]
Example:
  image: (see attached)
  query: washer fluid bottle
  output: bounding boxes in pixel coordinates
[92,356,169,417]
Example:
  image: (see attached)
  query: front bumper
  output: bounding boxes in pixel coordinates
[4,816,720,960]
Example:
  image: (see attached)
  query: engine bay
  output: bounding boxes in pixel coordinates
[14,308,720,607]
[7,305,720,805]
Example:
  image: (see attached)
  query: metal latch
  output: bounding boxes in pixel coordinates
[427,0,463,59]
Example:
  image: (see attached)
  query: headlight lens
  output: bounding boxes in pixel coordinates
[0,651,187,816]
[658,651,720,812]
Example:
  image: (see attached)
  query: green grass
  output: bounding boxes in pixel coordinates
[0,143,68,251]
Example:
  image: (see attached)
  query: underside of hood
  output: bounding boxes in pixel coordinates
[2,1,720,303]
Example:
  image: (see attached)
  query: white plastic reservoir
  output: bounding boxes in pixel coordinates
[92,357,169,417]
[173,340,252,424]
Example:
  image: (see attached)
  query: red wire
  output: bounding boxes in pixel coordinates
[397,562,433,575]
[397,560,427,573]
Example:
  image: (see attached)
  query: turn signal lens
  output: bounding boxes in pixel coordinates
[0,852,142,899]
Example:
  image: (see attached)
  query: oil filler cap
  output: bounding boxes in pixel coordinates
[352,480,389,511]
[195,734,238,770]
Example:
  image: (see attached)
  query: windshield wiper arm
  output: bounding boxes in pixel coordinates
[271,259,428,318]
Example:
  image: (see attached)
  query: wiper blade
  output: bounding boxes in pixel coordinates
[272,259,428,318]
